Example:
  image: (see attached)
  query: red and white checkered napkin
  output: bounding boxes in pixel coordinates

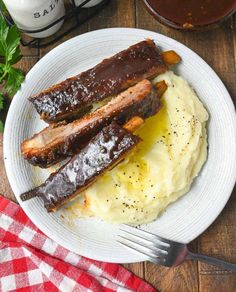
[0,196,156,292]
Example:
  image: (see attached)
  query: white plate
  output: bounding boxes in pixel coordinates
[4,28,236,263]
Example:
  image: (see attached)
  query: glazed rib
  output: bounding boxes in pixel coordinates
[20,123,141,212]
[29,39,167,123]
[22,79,167,168]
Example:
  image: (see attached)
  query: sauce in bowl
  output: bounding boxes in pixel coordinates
[143,0,236,30]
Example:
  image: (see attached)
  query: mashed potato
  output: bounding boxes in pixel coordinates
[70,71,209,224]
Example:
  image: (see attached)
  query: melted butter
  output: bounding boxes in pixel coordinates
[135,98,169,156]
[113,100,169,193]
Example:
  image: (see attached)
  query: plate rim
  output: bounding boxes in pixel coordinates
[3,27,236,263]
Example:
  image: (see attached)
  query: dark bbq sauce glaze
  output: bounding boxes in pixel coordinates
[145,0,236,28]
[30,39,167,123]
[20,123,140,212]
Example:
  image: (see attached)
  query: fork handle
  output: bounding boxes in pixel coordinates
[187,252,236,271]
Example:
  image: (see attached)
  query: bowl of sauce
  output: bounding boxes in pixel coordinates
[143,0,236,30]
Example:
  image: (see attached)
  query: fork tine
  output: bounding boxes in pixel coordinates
[117,239,164,265]
[122,224,172,245]
[118,234,165,257]
[120,228,169,253]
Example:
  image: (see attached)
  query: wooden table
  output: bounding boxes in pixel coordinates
[0,1,235,291]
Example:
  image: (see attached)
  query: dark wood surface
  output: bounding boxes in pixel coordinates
[0,1,235,291]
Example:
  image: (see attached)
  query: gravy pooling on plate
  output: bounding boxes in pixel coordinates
[71,71,209,224]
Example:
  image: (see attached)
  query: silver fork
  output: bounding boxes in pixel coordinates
[118,224,236,271]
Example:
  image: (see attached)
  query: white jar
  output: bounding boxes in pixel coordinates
[2,0,65,38]
[74,0,103,8]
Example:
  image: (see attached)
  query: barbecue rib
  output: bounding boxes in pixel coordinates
[29,39,168,123]
[20,122,141,212]
[22,79,167,168]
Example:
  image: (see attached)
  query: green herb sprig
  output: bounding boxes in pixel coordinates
[0,15,24,131]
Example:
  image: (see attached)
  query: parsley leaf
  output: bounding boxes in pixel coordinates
[0,15,24,131]
[0,92,4,109]
[9,45,21,64]
[0,0,7,17]
[5,66,24,96]
[0,17,23,67]
[6,26,21,62]
[0,120,3,132]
